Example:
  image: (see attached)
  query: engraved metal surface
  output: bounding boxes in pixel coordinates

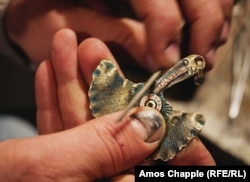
[89,55,206,161]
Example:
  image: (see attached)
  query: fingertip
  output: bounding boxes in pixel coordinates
[35,61,46,88]
[77,38,116,84]
[51,28,77,62]
[205,21,229,71]
[145,42,180,71]
[52,28,77,47]
[204,48,216,71]
[78,37,115,62]
[50,28,79,83]
[35,61,50,97]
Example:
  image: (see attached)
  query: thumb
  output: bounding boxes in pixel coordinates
[72,107,165,181]
[2,107,165,181]
[19,107,165,181]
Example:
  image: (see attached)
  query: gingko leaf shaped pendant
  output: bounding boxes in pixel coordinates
[88,55,206,161]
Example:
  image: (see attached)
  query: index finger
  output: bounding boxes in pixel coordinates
[129,0,184,70]
[179,0,233,69]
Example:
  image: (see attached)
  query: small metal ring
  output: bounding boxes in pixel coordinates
[140,94,162,111]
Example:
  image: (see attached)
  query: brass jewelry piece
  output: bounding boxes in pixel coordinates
[88,55,206,161]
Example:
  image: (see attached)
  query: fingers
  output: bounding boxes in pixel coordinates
[35,60,63,134]
[50,28,92,128]
[130,0,183,70]
[68,7,148,69]
[168,137,216,166]
[77,37,121,85]
[129,0,233,70]
[36,29,126,133]
[179,0,233,70]
[81,108,164,179]
[44,107,164,180]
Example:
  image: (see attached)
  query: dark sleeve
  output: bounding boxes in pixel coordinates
[0,0,32,68]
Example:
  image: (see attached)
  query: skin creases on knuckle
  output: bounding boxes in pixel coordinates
[114,20,144,50]
[164,13,183,29]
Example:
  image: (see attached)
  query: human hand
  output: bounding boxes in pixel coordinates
[34,28,215,181]
[5,0,233,70]
[33,27,165,182]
